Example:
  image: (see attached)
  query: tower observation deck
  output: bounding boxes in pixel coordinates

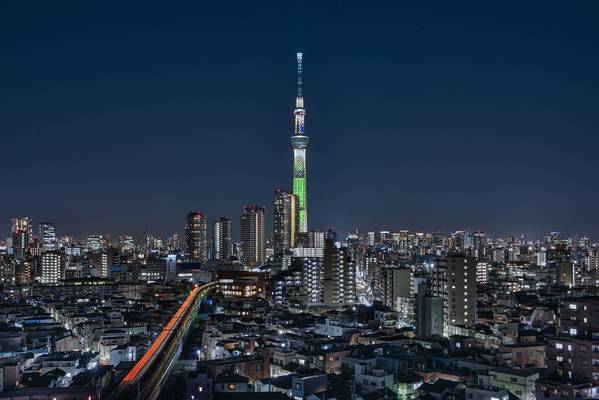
[292,52,308,233]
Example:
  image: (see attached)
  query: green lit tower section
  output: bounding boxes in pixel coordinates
[291,52,309,233]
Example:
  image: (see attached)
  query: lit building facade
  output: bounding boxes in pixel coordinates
[39,222,57,251]
[273,189,297,254]
[293,247,324,304]
[87,235,108,252]
[40,251,64,284]
[12,217,31,261]
[185,211,208,262]
[296,239,356,306]
[240,205,266,268]
[433,255,477,330]
[211,217,232,260]
[291,52,308,234]
[380,266,414,326]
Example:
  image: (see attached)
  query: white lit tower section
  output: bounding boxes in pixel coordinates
[291,52,309,233]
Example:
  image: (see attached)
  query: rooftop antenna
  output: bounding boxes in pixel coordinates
[296,52,303,98]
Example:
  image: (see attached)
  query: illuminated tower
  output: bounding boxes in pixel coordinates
[12,217,31,261]
[291,52,309,234]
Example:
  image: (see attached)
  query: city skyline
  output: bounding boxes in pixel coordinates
[3,4,599,400]
[3,2,599,239]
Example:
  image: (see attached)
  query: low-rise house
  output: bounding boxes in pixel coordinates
[489,367,539,400]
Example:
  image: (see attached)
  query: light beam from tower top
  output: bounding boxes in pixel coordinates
[296,52,303,98]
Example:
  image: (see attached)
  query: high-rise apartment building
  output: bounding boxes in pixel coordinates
[88,252,109,278]
[273,189,298,254]
[294,247,325,304]
[476,262,489,284]
[416,282,444,338]
[211,217,232,260]
[557,260,575,288]
[432,255,477,330]
[185,211,208,262]
[380,266,414,326]
[324,238,356,306]
[40,251,64,284]
[240,205,266,268]
[293,239,355,306]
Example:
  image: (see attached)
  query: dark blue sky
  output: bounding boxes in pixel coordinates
[2,1,599,240]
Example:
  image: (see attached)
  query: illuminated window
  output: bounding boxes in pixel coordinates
[228,384,236,390]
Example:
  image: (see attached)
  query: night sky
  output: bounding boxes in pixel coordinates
[2,1,599,240]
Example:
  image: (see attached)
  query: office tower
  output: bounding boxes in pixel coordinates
[557,260,574,288]
[432,255,477,329]
[40,251,64,284]
[273,189,297,254]
[119,235,135,253]
[12,217,31,261]
[291,52,309,234]
[380,266,414,326]
[185,211,208,262]
[416,282,444,338]
[211,217,232,260]
[536,248,547,267]
[240,205,266,268]
[165,254,177,282]
[39,222,57,251]
[87,235,107,252]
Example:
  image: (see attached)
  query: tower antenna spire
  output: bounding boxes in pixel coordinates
[291,52,308,235]
[296,52,303,97]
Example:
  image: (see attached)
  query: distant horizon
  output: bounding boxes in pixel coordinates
[2,215,595,245]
